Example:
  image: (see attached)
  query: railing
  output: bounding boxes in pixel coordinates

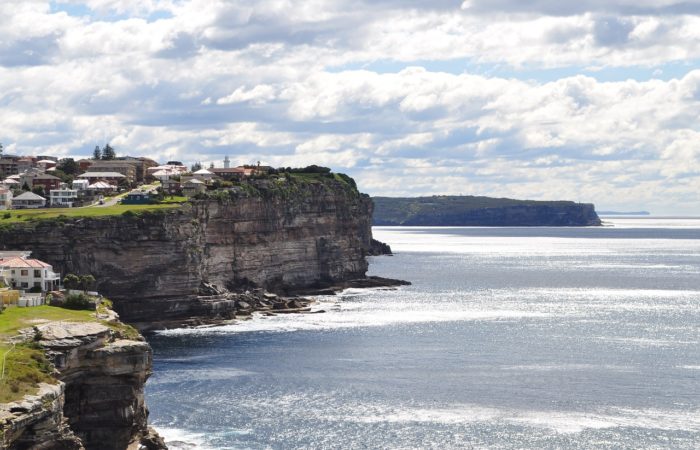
[0,343,16,382]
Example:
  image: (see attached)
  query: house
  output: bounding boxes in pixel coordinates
[0,158,20,177]
[146,164,187,181]
[72,179,90,191]
[0,188,12,210]
[86,161,138,183]
[210,167,251,181]
[37,159,57,171]
[50,189,78,207]
[29,174,61,192]
[88,181,116,193]
[0,254,61,292]
[182,178,206,197]
[121,191,152,204]
[114,156,159,182]
[2,178,20,188]
[161,179,182,195]
[77,171,126,185]
[193,168,216,183]
[16,157,36,173]
[12,191,46,209]
[19,172,61,192]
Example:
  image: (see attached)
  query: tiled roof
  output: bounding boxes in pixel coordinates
[78,172,126,178]
[13,191,46,201]
[0,257,52,269]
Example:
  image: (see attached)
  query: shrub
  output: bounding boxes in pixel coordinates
[2,212,10,219]
[64,293,94,310]
[28,286,42,293]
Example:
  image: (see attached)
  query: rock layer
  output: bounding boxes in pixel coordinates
[1,321,165,450]
[0,180,376,326]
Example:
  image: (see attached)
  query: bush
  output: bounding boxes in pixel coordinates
[28,286,42,293]
[2,212,10,219]
[64,293,94,310]
[63,274,80,290]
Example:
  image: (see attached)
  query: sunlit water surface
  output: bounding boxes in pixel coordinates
[146,218,700,449]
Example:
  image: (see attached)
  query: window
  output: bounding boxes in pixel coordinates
[34,282,41,289]
[20,269,28,276]
[21,282,28,288]
[34,270,41,278]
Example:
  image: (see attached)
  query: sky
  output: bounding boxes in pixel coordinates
[1,1,700,214]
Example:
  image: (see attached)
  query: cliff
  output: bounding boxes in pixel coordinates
[0,178,378,328]
[1,318,165,450]
[373,196,602,226]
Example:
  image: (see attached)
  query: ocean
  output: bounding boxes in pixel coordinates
[145,218,700,449]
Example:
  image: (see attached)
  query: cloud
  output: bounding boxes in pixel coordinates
[1,1,700,213]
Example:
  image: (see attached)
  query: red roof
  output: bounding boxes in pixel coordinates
[0,257,52,269]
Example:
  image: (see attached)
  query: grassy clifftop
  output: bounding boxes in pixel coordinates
[373,195,601,226]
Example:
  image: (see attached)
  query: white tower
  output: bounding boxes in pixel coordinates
[224,155,230,169]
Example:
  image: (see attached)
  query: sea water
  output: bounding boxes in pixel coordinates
[145,218,700,449]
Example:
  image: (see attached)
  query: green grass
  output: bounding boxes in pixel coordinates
[0,343,55,403]
[0,305,95,403]
[0,203,181,224]
[0,305,95,338]
[159,196,188,204]
[0,303,145,403]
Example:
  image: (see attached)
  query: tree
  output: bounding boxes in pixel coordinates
[93,146,102,160]
[63,274,81,290]
[21,182,30,191]
[0,142,3,157]
[191,161,202,172]
[102,144,116,160]
[31,186,45,197]
[58,158,79,175]
[79,275,96,292]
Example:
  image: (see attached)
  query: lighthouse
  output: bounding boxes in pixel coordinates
[224,155,230,169]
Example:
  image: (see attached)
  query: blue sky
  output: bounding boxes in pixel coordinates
[2,0,700,214]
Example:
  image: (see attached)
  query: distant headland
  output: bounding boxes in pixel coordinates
[598,211,651,216]
[372,195,602,227]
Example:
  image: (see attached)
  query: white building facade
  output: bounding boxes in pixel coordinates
[0,188,12,210]
[50,189,78,207]
[0,256,61,292]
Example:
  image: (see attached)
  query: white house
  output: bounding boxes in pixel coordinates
[50,189,78,207]
[0,188,12,210]
[192,168,215,183]
[0,255,61,292]
[72,179,89,191]
[12,191,46,209]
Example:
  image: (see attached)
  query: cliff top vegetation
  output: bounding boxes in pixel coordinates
[0,203,182,225]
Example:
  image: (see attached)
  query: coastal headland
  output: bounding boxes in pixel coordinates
[0,173,401,331]
[373,195,602,226]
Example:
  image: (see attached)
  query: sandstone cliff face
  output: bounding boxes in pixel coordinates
[1,322,165,450]
[0,383,83,450]
[0,180,374,326]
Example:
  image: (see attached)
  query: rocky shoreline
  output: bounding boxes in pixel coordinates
[134,276,410,332]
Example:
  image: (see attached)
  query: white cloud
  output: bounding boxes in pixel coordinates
[1,1,700,213]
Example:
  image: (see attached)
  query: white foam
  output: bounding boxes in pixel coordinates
[157,296,550,336]
[154,427,213,450]
[149,368,257,385]
[342,404,700,434]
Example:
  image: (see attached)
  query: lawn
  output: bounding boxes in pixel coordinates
[0,305,97,403]
[0,305,95,337]
[0,203,182,224]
